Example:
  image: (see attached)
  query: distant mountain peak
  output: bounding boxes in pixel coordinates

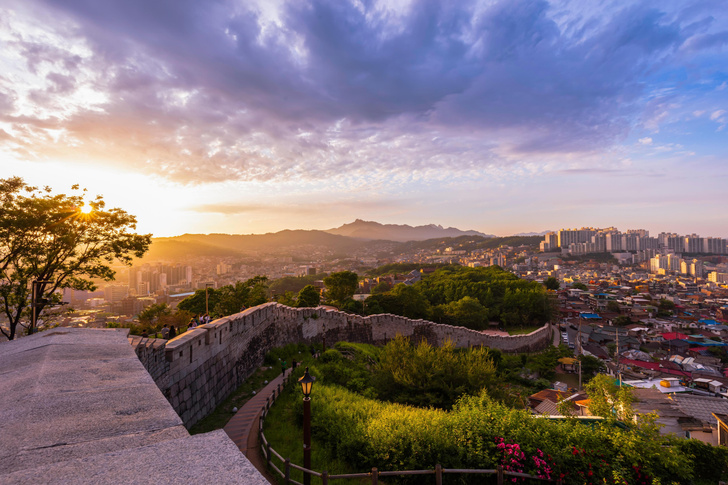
[325,220,494,242]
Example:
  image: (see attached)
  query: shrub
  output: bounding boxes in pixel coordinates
[305,384,693,484]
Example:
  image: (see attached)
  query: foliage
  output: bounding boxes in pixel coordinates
[365,263,424,277]
[657,298,676,317]
[416,266,554,328]
[612,315,633,326]
[579,355,605,380]
[674,437,728,484]
[372,335,497,409]
[299,385,692,484]
[571,282,588,290]
[269,274,321,295]
[263,342,310,366]
[138,303,172,325]
[437,296,489,329]
[525,346,570,380]
[544,277,560,290]
[364,283,430,319]
[323,271,359,304]
[274,291,297,306]
[296,284,321,307]
[584,374,634,421]
[177,276,268,317]
[0,177,151,340]
[606,300,621,313]
[370,280,391,294]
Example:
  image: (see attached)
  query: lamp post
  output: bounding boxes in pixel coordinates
[298,367,315,485]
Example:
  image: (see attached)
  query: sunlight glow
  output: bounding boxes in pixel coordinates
[80,204,93,214]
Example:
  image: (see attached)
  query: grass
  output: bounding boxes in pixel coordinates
[262,382,366,485]
[189,364,286,435]
[506,325,543,335]
[189,345,317,435]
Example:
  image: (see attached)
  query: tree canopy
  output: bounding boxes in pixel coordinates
[358,266,555,329]
[177,276,269,317]
[543,276,560,290]
[296,285,321,308]
[0,177,151,340]
[323,271,358,304]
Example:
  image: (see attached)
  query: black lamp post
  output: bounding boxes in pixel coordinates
[298,367,315,485]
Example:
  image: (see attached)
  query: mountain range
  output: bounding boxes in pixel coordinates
[140,221,535,261]
[324,219,494,242]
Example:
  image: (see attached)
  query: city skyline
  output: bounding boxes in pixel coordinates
[1,0,727,238]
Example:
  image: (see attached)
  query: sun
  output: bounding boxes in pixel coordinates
[80,204,93,214]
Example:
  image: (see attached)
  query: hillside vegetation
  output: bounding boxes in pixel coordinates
[264,341,727,485]
[359,265,554,329]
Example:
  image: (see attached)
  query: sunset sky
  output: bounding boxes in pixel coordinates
[1,0,727,238]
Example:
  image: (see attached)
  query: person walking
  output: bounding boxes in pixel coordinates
[161,324,170,339]
[281,360,287,376]
[169,325,177,339]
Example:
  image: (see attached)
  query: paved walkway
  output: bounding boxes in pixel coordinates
[224,368,292,484]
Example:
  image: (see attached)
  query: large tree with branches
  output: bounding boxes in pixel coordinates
[0,177,151,340]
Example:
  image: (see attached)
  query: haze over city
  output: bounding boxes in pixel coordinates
[1,0,727,237]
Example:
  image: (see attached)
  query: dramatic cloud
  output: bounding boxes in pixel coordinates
[0,0,728,236]
[1,0,727,236]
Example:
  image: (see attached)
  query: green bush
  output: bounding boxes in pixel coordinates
[305,385,694,484]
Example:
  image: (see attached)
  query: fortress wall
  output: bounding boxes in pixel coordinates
[133,303,552,428]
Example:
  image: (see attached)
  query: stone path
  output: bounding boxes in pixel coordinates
[224,368,292,483]
[0,328,268,485]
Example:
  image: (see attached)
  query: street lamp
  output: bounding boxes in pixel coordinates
[298,367,315,485]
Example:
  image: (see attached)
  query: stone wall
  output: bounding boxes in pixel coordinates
[132,303,552,428]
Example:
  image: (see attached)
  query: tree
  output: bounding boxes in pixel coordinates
[543,277,560,291]
[0,177,151,340]
[138,303,172,326]
[657,298,676,317]
[296,285,321,307]
[440,296,488,329]
[606,300,621,313]
[275,291,297,306]
[571,282,588,290]
[178,276,269,317]
[370,280,390,295]
[323,271,358,304]
[579,354,606,380]
[585,373,634,421]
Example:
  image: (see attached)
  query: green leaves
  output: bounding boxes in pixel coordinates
[323,271,358,304]
[0,177,151,340]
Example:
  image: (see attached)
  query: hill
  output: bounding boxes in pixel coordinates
[325,219,493,242]
[142,230,379,261]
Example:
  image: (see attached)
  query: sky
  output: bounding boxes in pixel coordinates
[1,0,727,238]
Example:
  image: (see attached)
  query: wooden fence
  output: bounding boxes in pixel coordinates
[257,376,563,485]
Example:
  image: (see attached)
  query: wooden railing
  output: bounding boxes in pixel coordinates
[258,377,562,485]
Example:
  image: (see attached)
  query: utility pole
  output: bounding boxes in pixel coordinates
[616,326,621,387]
[577,315,583,391]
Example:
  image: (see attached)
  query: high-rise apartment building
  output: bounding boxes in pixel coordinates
[104,284,128,303]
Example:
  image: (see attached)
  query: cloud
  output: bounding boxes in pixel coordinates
[1,0,727,185]
[710,109,726,121]
[639,137,653,145]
